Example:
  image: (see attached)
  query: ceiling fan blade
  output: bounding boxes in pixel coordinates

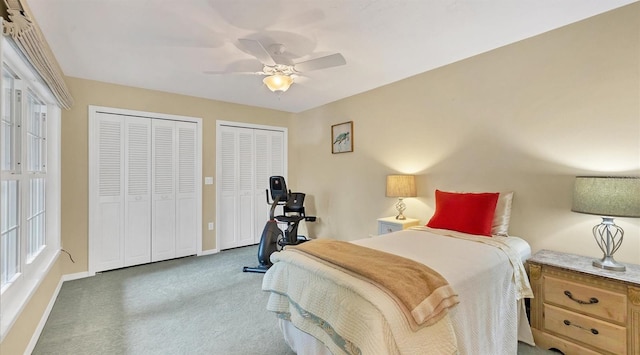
[238,38,277,67]
[294,53,346,72]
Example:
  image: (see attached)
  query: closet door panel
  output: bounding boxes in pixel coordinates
[151,120,176,261]
[237,130,255,247]
[124,117,151,266]
[124,201,151,265]
[270,131,285,177]
[93,113,125,271]
[176,198,196,255]
[96,202,123,268]
[175,122,197,257]
[218,128,237,250]
[253,131,271,243]
[153,198,175,259]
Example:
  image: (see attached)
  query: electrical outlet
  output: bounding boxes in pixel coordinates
[208,222,214,230]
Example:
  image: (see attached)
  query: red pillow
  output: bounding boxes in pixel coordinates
[426,190,499,237]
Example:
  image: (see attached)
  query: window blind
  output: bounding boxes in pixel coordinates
[2,0,73,109]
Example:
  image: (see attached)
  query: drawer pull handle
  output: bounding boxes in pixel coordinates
[563,319,599,335]
[564,290,598,305]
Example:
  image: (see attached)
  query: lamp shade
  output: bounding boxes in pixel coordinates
[263,74,293,92]
[386,175,417,198]
[572,176,640,218]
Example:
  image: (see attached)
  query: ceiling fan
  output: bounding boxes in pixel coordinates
[209,38,346,93]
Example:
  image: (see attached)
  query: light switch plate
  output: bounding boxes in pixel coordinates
[204,177,214,185]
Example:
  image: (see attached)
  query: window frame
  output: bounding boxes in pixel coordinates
[0,35,61,342]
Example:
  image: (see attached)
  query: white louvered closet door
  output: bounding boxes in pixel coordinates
[175,121,197,257]
[253,130,285,243]
[237,129,256,247]
[124,117,152,266]
[217,124,286,250]
[90,107,201,274]
[218,127,238,250]
[94,113,126,271]
[151,119,176,261]
[218,126,256,249]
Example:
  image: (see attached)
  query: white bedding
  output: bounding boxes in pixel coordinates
[264,228,534,355]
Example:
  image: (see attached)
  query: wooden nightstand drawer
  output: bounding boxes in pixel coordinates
[544,275,627,323]
[544,304,626,354]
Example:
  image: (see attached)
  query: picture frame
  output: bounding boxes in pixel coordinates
[331,121,353,154]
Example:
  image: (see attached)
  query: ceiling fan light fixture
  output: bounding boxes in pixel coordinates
[263,74,293,93]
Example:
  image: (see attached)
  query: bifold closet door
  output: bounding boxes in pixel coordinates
[253,129,285,244]
[93,113,152,271]
[93,113,126,272]
[92,109,200,273]
[151,119,176,261]
[218,127,237,250]
[218,126,255,250]
[174,121,198,258]
[218,125,285,250]
[151,119,197,261]
[124,117,152,266]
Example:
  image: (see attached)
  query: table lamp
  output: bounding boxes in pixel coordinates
[571,176,640,271]
[386,175,417,220]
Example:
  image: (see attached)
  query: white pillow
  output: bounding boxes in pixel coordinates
[492,192,513,236]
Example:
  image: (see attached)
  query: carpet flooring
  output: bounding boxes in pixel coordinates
[33,245,554,354]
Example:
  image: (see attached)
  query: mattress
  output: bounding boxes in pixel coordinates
[500,235,532,262]
[265,228,534,355]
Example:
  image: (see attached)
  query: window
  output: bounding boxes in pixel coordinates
[25,92,47,262]
[1,36,60,339]
[1,180,19,286]
[1,69,50,286]
[0,66,22,289]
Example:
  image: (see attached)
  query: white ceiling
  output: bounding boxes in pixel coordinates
[28,0,636,113]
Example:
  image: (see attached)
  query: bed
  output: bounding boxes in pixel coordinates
[262,191,535,355]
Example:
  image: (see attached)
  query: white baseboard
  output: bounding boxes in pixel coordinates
[61,271,91,282]
[24,278,63,355]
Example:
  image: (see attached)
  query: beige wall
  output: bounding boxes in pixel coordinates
[290,3,640,264]
[60,78,292,274]
[0,259,63,354]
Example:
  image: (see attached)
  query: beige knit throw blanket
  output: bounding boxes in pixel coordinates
[287,239,459,331]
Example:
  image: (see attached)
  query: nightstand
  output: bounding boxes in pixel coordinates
[377,217,420,235]
[527,250,640,355]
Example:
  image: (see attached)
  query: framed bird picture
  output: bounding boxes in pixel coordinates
[331,121,353,154]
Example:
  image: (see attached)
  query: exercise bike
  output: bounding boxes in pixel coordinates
[243,176,316,273]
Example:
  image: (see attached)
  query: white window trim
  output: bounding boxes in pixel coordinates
[0,34,61,342]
